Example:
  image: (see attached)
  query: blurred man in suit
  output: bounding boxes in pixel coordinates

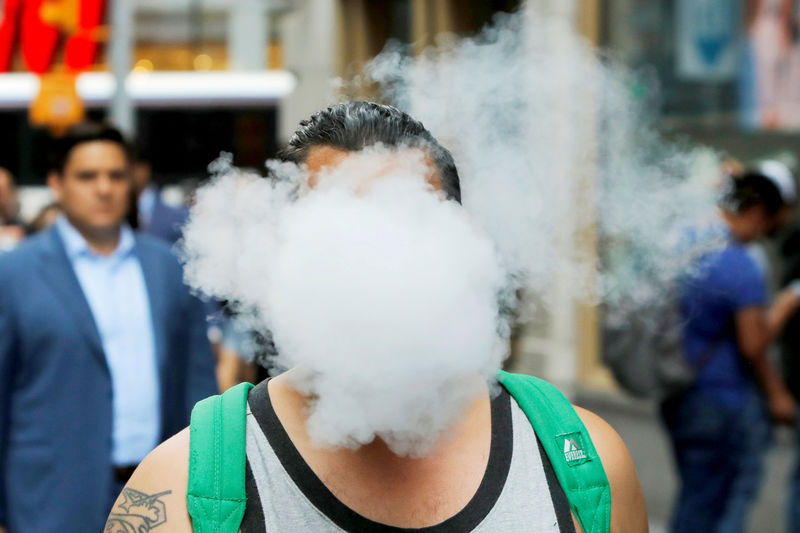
[0,123,217,533]
[131,151,188,245]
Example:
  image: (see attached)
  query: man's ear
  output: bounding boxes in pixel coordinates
[47,171,62,202]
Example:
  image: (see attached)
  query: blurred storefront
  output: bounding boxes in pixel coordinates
[604,0,800,162]
[0,0,294,186]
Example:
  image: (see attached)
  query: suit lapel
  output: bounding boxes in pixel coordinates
[37,227,106,367]
[135,237,168,378]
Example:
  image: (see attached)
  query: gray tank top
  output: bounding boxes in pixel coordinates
[240,381,575,532]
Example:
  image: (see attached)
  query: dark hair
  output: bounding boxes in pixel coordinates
[278,101,461,203]
[50,122,131,174]
[721,171,785,216]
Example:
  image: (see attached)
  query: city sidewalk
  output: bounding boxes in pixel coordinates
[575,389,796,533]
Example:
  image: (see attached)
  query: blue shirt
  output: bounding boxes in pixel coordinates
[55,216,161,465]
[680,226,768,408]
[137,186,157,229]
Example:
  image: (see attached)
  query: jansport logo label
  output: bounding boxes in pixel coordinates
[564,437,586,463]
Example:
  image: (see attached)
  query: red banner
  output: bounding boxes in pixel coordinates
[65,0,106,71]
[21,0,60,74]
[0,0,106,74]
[0,0,24,72]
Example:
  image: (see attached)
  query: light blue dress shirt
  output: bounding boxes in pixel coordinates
[55,216,160,465]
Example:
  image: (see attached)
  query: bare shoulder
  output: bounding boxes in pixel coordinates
[574,406,649,533]
[104,428,193,533]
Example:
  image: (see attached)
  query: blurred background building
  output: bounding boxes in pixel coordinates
[4,0,797,185]
[9,0,796,394]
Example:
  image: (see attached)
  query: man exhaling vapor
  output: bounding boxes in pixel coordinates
[104,102,647,533]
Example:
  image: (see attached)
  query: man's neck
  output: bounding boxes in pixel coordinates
[720,211,749,244]
[86,229,122,256]
[68,218,122,256]
[267,369,492,527]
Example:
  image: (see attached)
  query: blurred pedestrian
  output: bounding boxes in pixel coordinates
[104,100,649,533]
[0,168,24,252]
[131,150,188,245]
[662,171,800,533]
[213,311,260,391]
[128,149,255,389]
[759,159,797,233]
[777,212,800,533]
[27,202,61,234]
[0,122,217,533]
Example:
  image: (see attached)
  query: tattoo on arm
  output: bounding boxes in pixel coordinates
[104,488,172,532]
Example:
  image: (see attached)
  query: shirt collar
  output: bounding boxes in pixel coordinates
[55,215,135,260]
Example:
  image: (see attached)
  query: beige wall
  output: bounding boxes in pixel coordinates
[278,0,341,141]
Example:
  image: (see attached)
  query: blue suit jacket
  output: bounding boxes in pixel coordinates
[0,226,218,532]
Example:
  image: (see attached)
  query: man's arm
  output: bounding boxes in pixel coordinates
[737,305,796,424]
[728,248,799,424]
[575,407,649,533]
[104,428,193,533]
[737,284,800,357]
[768,281,800,335]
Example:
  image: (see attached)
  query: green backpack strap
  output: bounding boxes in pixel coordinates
[187,381,254,533]
[497,370,611,533]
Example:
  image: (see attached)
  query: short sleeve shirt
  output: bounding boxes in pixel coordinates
[680,231,768,408]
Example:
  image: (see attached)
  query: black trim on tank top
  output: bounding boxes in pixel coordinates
[242,459,267,532]
[245,379,513,532]
[537,437,577,533]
